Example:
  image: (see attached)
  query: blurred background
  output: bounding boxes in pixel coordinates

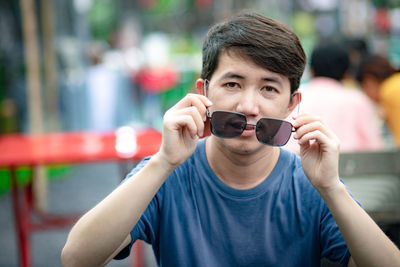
[1,0,400,136]
[1,0,400,266]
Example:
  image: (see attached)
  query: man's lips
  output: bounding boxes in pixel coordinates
[241,124,256,136]
[245,124,256,130]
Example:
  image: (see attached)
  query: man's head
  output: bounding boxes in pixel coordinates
[355,54,396,103]
[310,43,350,81]
[200,11,306,94]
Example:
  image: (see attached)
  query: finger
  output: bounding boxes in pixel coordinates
[294,121,334,141]
[187,94,213,122]
[293,113,338,140]
[299,137,311,151]
[178,106,205,137]
[297,129,340,151]
[292,112,323,128]
[171,114,199,139]
[166,106,205,137]
[173,93,213,120]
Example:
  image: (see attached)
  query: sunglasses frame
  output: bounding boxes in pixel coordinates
[206,110,296,146]
[203,79,299,146]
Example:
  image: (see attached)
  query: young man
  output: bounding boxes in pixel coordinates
[62,12,400,266]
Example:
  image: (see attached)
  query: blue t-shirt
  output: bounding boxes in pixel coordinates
[116,138,350,266]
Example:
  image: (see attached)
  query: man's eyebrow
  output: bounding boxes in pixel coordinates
[262,76,283,85]
[220,72,245,80]
[219,72,284,85]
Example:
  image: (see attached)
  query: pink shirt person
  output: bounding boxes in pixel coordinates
[286,77,383,153]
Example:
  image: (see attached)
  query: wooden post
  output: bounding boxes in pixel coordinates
[20,0,44,135]
[41,0,60,132]
[20,0,48,212]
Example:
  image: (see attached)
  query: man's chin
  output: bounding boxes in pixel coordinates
[220,138,267,155]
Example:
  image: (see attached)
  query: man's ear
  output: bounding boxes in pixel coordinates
[196,79,206,95]
[286,91,301,116]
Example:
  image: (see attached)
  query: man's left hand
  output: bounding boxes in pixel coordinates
[292,113,342,194]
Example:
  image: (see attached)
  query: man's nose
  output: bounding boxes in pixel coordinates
[236,89,259,116]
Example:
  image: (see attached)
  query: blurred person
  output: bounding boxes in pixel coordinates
[85,41,118,131]
[286,42,384,153]
[342,38,369,90]
[85,41,134,131]
[62,12,400,266]
[356,54,400,146]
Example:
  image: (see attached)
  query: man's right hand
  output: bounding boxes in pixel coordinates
[153,93,213,169]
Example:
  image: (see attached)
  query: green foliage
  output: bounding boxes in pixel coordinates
[160,70,196,110]
[0,165,71,195]
[371,0,400,8]
[89,0,118,41]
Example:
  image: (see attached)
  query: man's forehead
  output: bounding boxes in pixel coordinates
[216,50,290,84]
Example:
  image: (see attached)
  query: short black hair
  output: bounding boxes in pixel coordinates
[200,11,306,93]
[310,43,350,81]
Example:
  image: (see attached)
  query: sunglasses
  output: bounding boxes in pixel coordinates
[203,79,299,146]
[206,110,295,146]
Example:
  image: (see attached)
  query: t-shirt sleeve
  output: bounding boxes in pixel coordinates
[114,157,161,260]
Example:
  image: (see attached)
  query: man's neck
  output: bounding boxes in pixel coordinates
[205,138,280,190]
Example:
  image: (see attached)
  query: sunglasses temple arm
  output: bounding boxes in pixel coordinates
[296,92,301,114]
[204,79,209,97]
[206,109,212,119]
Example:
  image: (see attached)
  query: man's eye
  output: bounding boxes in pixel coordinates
[262,86,277,92]
[225,82,239,88]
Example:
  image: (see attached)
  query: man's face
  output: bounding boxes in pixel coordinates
[204,50,297,154]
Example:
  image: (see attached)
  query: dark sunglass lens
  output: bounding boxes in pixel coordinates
[211,111,246,138]
[256,118,293,146]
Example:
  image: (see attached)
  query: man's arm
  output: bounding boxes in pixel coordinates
[293,113,400,266]
[320,179,399,266]
[61,94,212,266]
[61,155,176,266]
